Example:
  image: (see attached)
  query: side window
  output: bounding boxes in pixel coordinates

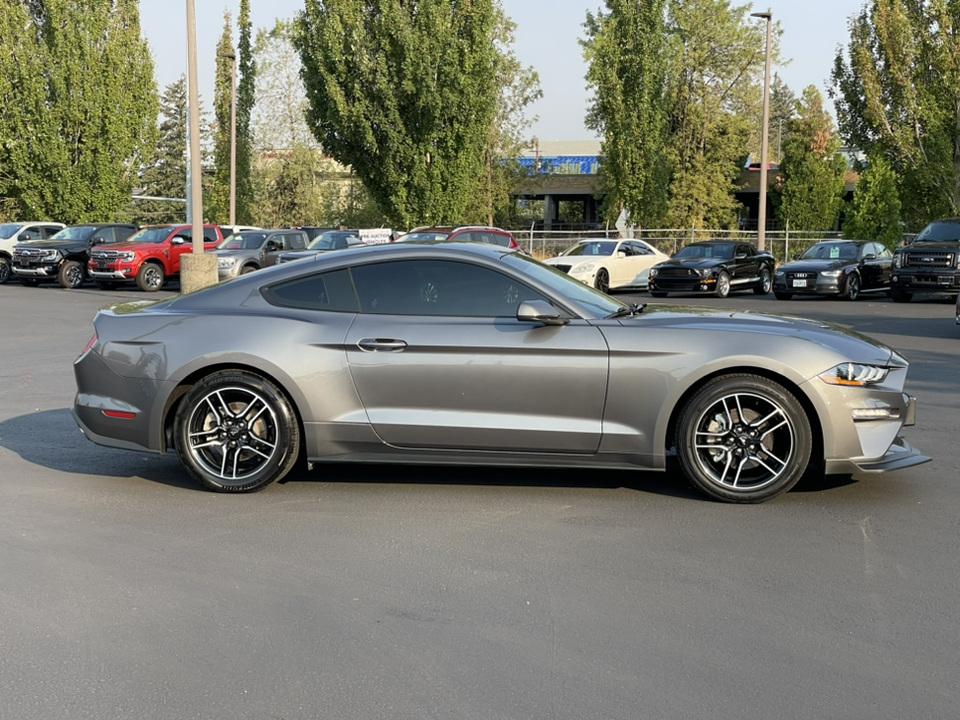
[737,244,753,257]
[203,228,220,243]
[630,242,652,256]
[42,226,62,238]
[878,245,893,259]
[351,260,550,318]
[116,226,137,242]
[175,229,193,242]
[289,233,306,250]
[263,269,358,312]
[95,227,117,244]
[618,243,634,257]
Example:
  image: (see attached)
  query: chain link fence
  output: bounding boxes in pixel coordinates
[511,227,872,265]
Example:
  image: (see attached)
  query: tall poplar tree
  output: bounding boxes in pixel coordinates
[582,0,669,228]
[843,155,902,248]
[832,1,960,224]
[777,86,847,232]
[211,11,234,224]
[0,0,157,223]
[236,0,256,224]
[295,0,498,228]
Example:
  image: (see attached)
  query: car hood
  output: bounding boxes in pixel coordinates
[614,304,900,367]
[902,241,960,251]
[543,256,609,267]
[655,257,728,269]
[16,238,90,250]
[778,258,852,273]
[90,241,164,253]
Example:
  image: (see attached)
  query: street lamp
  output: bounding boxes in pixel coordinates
[752,10,772,252]
[220,51,238,227]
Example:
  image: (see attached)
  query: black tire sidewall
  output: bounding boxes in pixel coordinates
[174,371,300,493]
[0,256,10,284]
[137,262,164,292]
[675,374,813,503]
[58,260,84,289]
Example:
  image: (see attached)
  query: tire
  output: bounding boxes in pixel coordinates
[675,374,813,503]
[774,292,792,300]
[650,291,668,298]
[136,262,165,292]
[0,256,10,285]
[754,268,772,295]
[19,277,41,287]
[94,281,118,291]
[58,259,85,289]
[715,271,731,298]
[890,287,912,303]
[174,370,301,493]
[240,264,257,275]
[594,268,610,294]
[843,273,860,301]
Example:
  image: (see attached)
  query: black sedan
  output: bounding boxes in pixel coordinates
[648,241,774,298]
[774,240,893,301]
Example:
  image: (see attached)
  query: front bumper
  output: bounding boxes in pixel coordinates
[649,277,717,293]
[89,267,136,282]
[774,276,842,295]
[12,264,57,277]
[891,271,960,293]
[825,436,930,475]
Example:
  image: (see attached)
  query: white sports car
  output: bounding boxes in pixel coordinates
[543,239,669,293]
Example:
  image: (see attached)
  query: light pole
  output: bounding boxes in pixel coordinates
[220,51,238,227]
[752,10,772,252]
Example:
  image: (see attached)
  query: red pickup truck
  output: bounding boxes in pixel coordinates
[87,224,224,291]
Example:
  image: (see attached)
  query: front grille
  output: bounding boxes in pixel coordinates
[902,251,955,269]
[553,264,572,274]
[658,268,697,278]
[91,251,120,260]
[787,272,817,280]
[14,248,42,258]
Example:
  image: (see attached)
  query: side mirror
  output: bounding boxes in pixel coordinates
[735,253,748,260]
[617,251,626,258]
[517,299,568,326]
[862,253,877,262]
[18,233,31,242]
[793,253,801,260]
[90,236,106,245]
[264,241,278,253]
[171,235,188,245]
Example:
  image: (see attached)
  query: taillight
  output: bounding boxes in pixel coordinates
[80,333,98,357]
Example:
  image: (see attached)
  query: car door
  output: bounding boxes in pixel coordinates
[731,244,760,286]
[261,233,286,267]
[608,241,632,287]
[344,259,609,454]
[168,228,193,274]
[626,241,659,286]
[859,243,890,290]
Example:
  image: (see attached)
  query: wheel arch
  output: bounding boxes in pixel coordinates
[161,362,306,455]
[662,365,824,466]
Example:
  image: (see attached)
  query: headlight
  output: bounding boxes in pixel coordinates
[118,252,136,262]
[820,270,842,277]
[696,268,714,278]
[775,268,785,276]
[649,267,659,277]
[893,254,902,269]
[572,263,594,273]
[218,257,237,267]
[43,249,61,260]
[819,363,889,387]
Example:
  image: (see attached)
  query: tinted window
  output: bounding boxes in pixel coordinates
[674,243,734,260]
[49,226,96,241]
[351,260,550,317]
[0,223,24,237]
[264,269,359,312]
[801,242,859,260]
[203,228,220,243]
[395,231,451,243]
[19,228,43,240]
[629,242,653,256]
[289,233,306,250]
[737,245,753,257]
[877,245,893,259]
[462,231,510,248]
[42,225,64,237]
[128,227,175,243]
[220,232,267,250]
[93,227,117,244]
[116,226,137,242]
[562,241,617,257]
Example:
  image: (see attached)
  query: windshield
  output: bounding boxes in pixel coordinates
[0,223,24,238]
[673,243,734,260]
[801,242,860,261]
[562,241,617,257]
[395,232,451,243]
[308,231,357,250]
[126,226,176,244]
[219,232,267,250]
[914,221,960,243]
[49,226,96,241]
[502,252,625,317]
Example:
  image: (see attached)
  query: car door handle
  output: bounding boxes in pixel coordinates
[357,338,408,352]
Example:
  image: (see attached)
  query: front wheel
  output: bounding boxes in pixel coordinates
[0,256,10,284]
[136,262,165,292]
[715,271,731,298]
[594,268,610,294]
[754,268,772,295]
[174,371,301,493]
[58,259,85,289]
[843,273,860,301]
[675,374,813,503]
[890,287,912,303]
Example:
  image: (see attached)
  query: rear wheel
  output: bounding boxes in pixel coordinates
[675,374,813,503]
[58,259,85,289]
[174,371,301,493]
[754,268,772,295]
[890,287,912,303]
[136,262,165,292]
[240,264,257,275]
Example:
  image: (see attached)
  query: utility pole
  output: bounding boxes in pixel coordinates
[752,11,773,252]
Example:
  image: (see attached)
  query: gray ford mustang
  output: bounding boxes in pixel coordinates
[73,243,929,503]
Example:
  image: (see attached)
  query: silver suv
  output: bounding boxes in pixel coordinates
[212,230,308,280]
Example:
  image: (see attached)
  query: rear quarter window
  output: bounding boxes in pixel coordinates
[262,269,359,312]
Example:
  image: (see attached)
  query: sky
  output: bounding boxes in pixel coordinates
[140,0,863,142]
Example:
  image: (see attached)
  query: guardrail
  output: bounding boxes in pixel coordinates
[510,228,881,264]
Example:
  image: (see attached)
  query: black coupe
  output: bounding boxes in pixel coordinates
[648,241,775,298]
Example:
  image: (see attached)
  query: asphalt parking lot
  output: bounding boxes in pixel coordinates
[1,281,958,720]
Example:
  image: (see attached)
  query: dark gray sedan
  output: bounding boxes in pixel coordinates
[73,243,928,503]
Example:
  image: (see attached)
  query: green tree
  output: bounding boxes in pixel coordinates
[582,0,669,228]
[211,11,234,224]
[843,154,902,248]
[831,1,960,225]
[777,86,847,232]
[769,73,796,163]
[295,0,499,228]
[0,0,157,223]
[236,0,256,224]
[663,0,770,229]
